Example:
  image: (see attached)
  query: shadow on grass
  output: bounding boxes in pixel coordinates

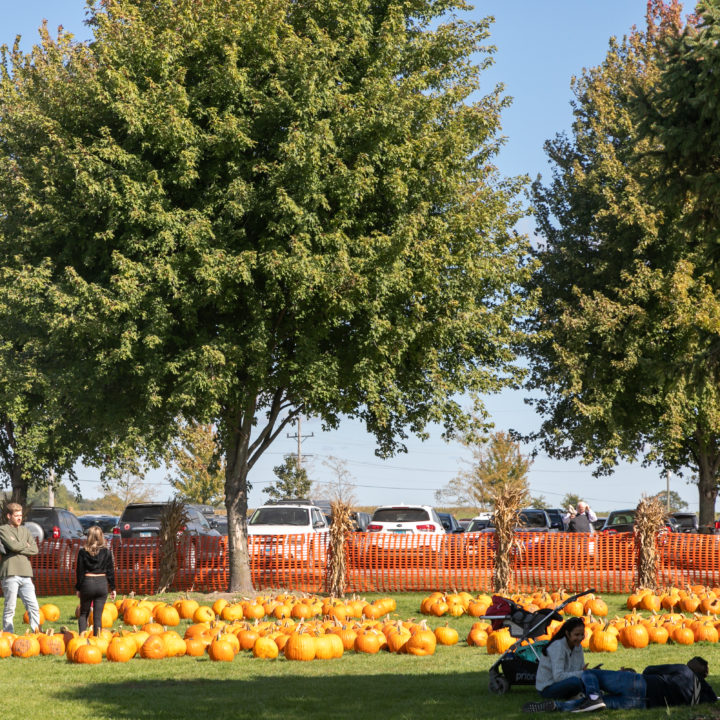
[59,670,519,720]
[58,667,720,720]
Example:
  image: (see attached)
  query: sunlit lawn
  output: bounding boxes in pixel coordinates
[3,592,720,720]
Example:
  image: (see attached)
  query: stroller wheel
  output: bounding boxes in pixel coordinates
[488,672,510,695]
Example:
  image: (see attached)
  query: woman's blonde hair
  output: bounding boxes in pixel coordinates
[84,526,106,555]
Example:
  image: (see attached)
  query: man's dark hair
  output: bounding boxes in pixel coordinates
[688,657,709,679]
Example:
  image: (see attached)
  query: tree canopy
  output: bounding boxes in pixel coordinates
[166,422,225,506]
[526,1,720,528]
[0,0,531,589]
[264,455,312,501]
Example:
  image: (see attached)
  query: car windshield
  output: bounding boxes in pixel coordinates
[120,506,164,522]
[674,515,696,528]
[519,511,547,528]
[609,512,634,526]
[372,508,430,523]
[249,507,310,526]
[467,519,490,532]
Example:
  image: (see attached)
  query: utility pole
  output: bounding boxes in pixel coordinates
[287,416,314,471]
[666,469,671,514]
[48,469,55,507]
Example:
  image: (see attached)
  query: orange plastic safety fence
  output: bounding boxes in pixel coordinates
[8,531,720,597]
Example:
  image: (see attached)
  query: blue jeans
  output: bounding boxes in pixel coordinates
[1,575,40,632]
[540,676,585,700]
[555,670,647,711]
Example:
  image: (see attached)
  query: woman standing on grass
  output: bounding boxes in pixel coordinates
[75,525,116,636]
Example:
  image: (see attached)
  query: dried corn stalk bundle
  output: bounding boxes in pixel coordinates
[158,499,189,592]
[634,495,666,590]
[328,500,354,597]
[491,485,525,593]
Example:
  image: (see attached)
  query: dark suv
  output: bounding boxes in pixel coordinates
[24,506,85,569]
[115,502,222,569]
[25,506,85,542]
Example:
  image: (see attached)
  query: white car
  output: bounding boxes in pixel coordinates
[352,505,446,566]
[247,500,329,566]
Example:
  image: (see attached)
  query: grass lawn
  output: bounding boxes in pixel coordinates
[3,592,720,720]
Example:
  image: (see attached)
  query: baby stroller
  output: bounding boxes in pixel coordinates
[484,588,595,695]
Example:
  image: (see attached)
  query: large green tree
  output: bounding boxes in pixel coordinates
[0,0,531,590]
[527,1,720,528]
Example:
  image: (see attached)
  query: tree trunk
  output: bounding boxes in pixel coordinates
[696,447,718,533]
[10,462,27,506]
[224,403,255,593]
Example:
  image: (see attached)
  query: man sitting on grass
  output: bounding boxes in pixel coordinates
[523,656,717,713]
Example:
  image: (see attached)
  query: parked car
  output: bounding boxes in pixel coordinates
[473,509,553,563]
[438,512,465,534]
[352,504,445,566]
[458,518,474,531]
[78,514,119,540]
[25,506,85,542]
[600,509,636,534]
[466,514,493,532]
[115,502,222,569]
[210,515,228,535]
[545,508,565,531]
[672,512,699,533]
[247,499,329,566]
[24,506,86,569]
[350,511,371,532]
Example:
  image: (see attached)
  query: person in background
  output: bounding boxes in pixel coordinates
[576,501,597,532]
[0,502,40,633]
[76,525,116,636]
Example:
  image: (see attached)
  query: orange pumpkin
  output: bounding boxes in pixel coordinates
[12,634,40,658]
[673,627,695,645]
[434,624,459,646]
[38,629,65,656]
[40,603,60,622]
[284,631,317,661]
[74,641,102,664]
[253,636,279,659]
[405,623,436,656]
[140,634,168,659]
[208,637,236,662]
[106,637,136,662]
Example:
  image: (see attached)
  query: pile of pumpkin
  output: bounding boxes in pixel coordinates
[464,587,720,655]
[420,590,608,619]
[0,595,454,663]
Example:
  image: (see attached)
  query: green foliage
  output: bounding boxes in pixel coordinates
[527,1,720,527]
[436,430,533,511]
[26,482,78,509]
[166,422,225,506]
[264,455,312,501]
[0,0,532,590]
[652,489,688,513]
[561,493,582,511]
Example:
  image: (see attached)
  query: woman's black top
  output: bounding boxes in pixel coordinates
[75,547,116,592]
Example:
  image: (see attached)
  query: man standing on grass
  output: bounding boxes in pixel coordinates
[0,502,41,632]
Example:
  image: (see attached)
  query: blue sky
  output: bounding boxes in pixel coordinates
[0,1,699,513]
